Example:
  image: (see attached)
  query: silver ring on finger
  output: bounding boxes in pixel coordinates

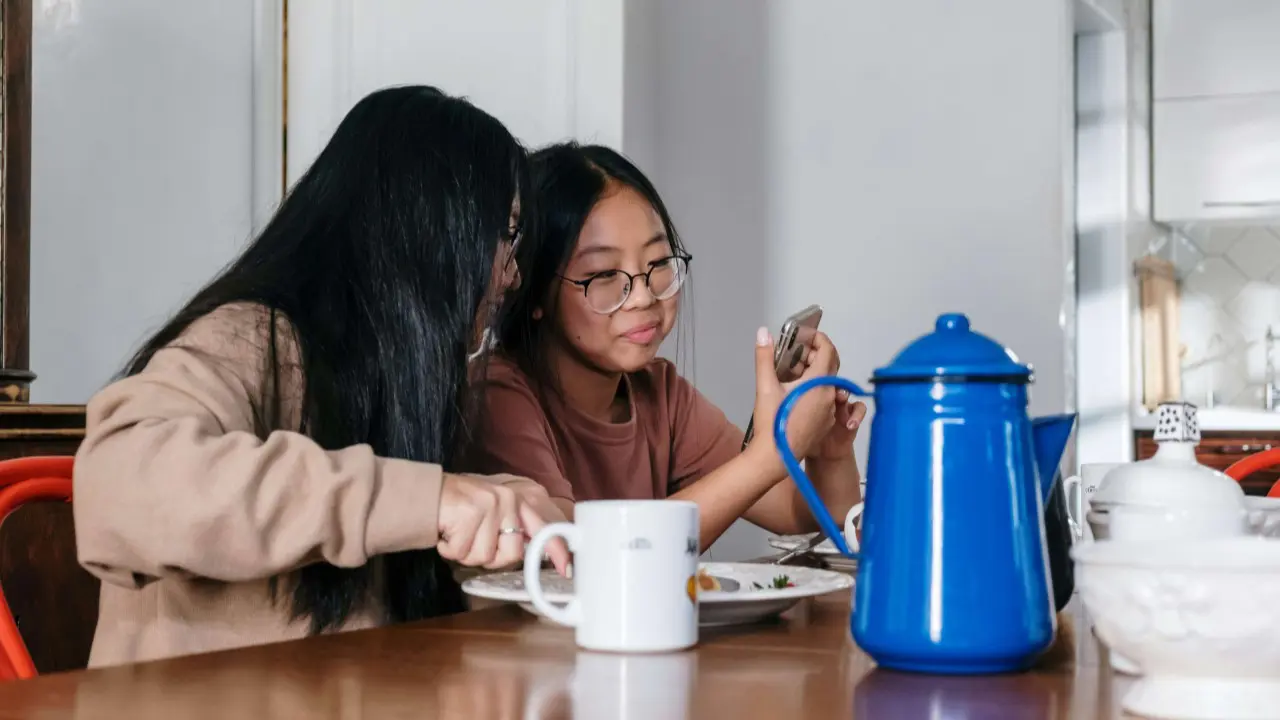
[498,526,523,536]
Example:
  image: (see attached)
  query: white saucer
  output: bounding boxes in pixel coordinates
[461,562,852,627]
[768,534,858,572]
[769,533,842,555]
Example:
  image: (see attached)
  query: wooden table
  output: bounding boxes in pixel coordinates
[0,590,1135,719]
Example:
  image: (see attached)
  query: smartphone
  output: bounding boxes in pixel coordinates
[742,305,824,449]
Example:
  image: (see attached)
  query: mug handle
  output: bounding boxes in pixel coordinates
[1062,475,1083,540]
[775,375,870,558]
[843,502,864,553]
[524,523,581,627]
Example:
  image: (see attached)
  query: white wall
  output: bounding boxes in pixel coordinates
[1075,28,1135,466]
[1074,0,1164,466]
[34,0,620,405]
[649,0,1077,559]
[286,0,627,184]
[31,0,270,403]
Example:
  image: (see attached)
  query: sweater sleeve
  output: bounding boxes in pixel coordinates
[73,304,444,588]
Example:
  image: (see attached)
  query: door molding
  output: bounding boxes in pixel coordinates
[0,0,33,398]
[283,0,628,185]
[252,0,286,233]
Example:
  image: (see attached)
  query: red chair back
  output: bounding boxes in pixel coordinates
[1224,448,1280,497]
[0,457,75,680]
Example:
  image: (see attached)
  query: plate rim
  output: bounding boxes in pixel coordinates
[460,561,852,605]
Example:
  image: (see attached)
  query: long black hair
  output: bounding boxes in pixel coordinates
[498,142,690,393]
[123,85,531,633]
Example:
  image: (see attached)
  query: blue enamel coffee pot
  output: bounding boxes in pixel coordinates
[775,313,1075,675]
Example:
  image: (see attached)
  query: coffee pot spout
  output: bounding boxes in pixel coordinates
[1030,414,1076,503]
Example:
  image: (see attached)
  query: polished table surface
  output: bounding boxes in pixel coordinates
[0,590,1133,719]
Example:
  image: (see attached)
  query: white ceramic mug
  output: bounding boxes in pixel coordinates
[844,502,865,552]
[524,500,700,653]
[1063,463,1123,540]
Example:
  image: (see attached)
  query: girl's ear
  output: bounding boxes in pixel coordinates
[532,307,544,320]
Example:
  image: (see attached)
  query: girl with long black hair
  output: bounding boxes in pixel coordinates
[73,86,568,667]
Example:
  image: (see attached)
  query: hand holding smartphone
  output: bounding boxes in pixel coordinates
[742,305,823,449]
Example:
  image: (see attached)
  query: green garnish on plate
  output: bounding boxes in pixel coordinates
[752,574,796,590]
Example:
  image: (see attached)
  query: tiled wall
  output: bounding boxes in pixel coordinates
[1171,225,1280,408]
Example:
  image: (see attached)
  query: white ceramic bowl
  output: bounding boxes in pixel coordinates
[1093,504,1246,542]
[1074,538,1280,719]
[1089,499,1278,542]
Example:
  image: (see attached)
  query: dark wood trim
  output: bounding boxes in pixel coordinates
[1,0,32,375]
[282,0,288,196]
[0,404,86,439]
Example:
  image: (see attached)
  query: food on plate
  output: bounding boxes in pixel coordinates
[696,568,722,591]
[752,574,796,590]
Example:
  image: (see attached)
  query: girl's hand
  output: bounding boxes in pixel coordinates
[808,389,868,462]
[746,327,839,474]
[437,474,571,574]
[785,332,867,462]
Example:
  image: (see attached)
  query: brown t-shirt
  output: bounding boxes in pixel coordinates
[472,357,744,502]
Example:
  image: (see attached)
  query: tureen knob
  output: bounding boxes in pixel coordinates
[1154,402,1200,444]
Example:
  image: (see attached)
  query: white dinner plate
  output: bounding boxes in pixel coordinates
[461,562,852,627]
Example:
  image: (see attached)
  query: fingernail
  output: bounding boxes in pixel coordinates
[756,327,771,346]
[849,418,859,430]
[565,563,574,579]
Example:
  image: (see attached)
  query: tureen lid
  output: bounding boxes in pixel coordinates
[872,313,1032,381]
[1092,402,1244,510]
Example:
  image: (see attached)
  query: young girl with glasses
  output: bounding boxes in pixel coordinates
[470,143,864,549]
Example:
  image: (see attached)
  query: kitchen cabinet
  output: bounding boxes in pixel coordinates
[1153,93,1280,223]
[1151,0,1280,224]
[1154,0,1280,100]
[1134,429,1280,496]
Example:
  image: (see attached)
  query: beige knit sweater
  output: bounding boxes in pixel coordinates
[74,304,450,667]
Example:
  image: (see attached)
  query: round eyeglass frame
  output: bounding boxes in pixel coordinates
[559,254,692,315]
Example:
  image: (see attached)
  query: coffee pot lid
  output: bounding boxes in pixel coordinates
[873,313,1033,382]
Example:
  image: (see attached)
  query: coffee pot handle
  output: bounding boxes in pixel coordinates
[774,375,870,559]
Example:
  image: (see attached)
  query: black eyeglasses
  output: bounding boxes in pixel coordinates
[560,254,692,315]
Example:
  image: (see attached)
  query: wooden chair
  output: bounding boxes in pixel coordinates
[1225,448,1280,497]
[0,456,98,680]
